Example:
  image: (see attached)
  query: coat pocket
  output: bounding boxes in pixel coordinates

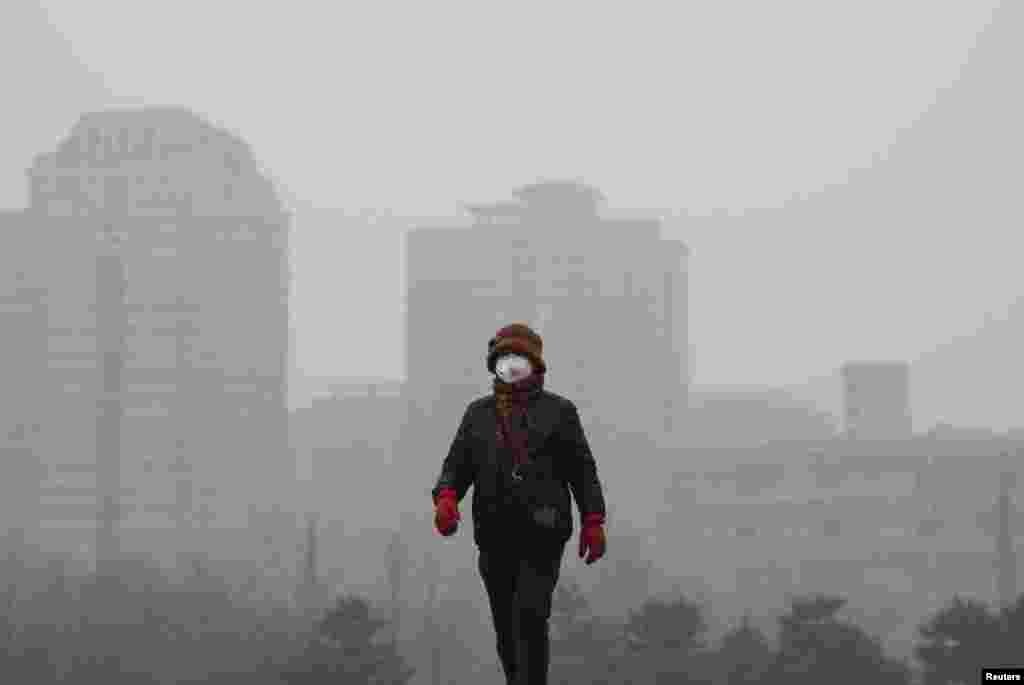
[519,472,572,538]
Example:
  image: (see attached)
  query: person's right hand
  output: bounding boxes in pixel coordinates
[434,488,460,536]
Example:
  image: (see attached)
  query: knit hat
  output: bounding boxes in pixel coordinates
[487,323,546,375]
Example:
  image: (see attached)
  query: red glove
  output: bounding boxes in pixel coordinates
[578,513,606,565]
[434,488,460,536]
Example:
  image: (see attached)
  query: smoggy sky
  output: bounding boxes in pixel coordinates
[23,0,1001,211]
[4,1,1018,397]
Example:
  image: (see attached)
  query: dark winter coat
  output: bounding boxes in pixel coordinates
[431,390,606,549]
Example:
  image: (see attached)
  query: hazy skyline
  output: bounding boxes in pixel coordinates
[5,0,1021,410]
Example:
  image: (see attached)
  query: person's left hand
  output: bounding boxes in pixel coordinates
[578,513,606,565]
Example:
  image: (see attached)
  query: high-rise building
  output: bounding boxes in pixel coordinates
[19,106,292,561]
[841,361,912,439]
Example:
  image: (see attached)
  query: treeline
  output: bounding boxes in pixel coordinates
[0,554,412,685]
[549,580,1024,685]
[2,551,1023,684]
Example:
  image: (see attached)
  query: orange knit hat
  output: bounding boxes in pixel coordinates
[486,323,546,375]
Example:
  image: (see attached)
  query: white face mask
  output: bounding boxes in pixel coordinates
[495,354,533,383]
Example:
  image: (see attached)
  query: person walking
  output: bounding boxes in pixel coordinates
[431,323,607,685]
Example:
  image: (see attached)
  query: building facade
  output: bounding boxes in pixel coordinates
[659,436,1023,659]
[15,107,293,564]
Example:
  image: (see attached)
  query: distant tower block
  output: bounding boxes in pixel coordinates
[26,106,293,550]
[841,361,912,439]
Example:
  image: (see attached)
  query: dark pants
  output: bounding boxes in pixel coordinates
[478,540,565,685]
